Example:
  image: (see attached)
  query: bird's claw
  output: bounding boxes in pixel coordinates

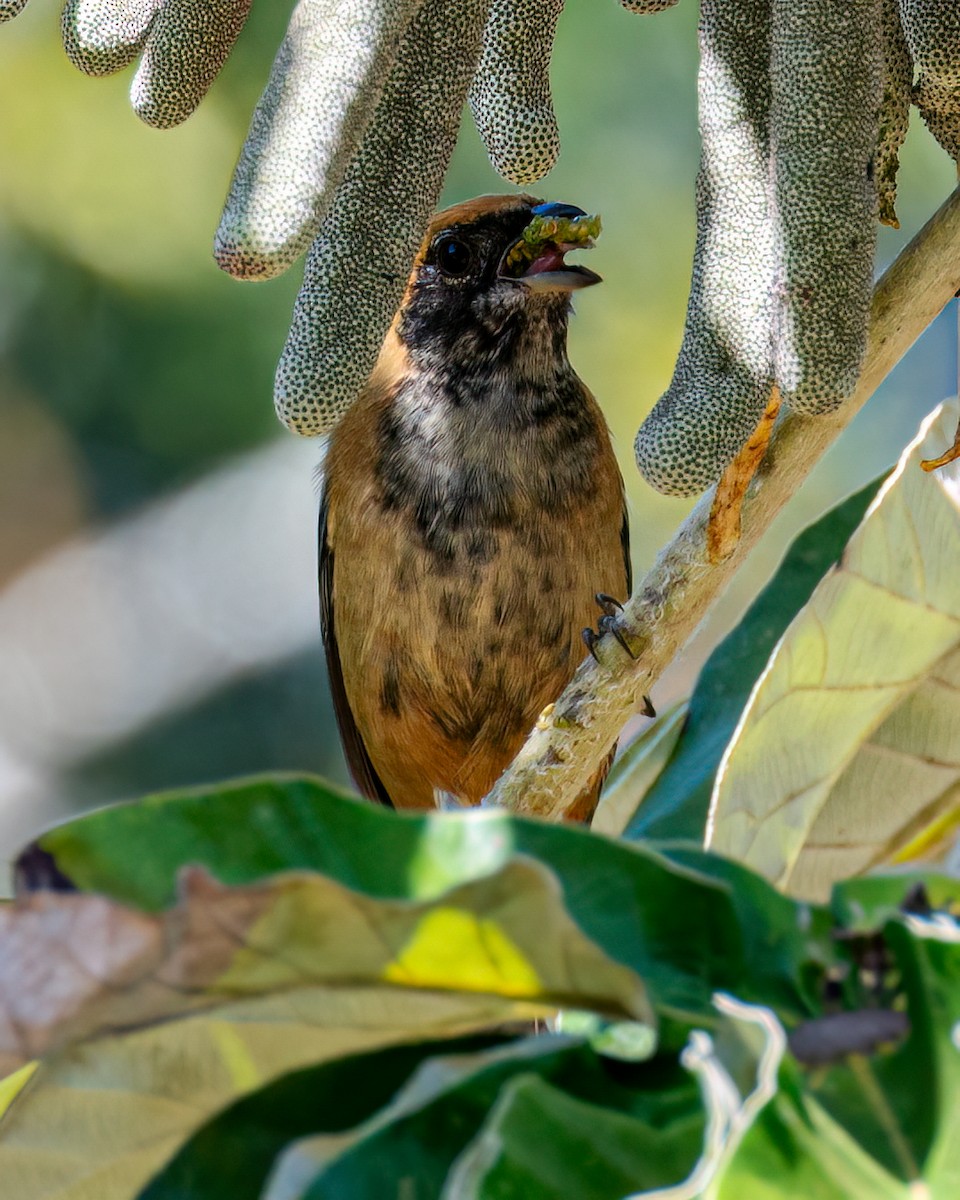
[583,596,656,719]
[597,612,635,658]
[594,592,623,617]
[590,591,636,657]
[581,626,600,661]
[583,594,636,661]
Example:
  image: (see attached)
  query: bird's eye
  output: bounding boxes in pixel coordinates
[435,236,473,277]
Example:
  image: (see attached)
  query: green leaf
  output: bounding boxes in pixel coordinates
[446,994,789,1200]
[138,1036,508,1200]
[884,913,960,1193]
[593,701,688,837]
[719,908,960,1196]
[0,858,652,1077]
[19,778,830,1024]
[625,476,884,842]
[442,1073,696,1200]
[831,871,960,932]
[263,1038,702,1200]
[0,1003,505,1200]
[718,1071,910,1200]
[0,859,649,1200]
[708,399,960,900]
[656,844,835,1020]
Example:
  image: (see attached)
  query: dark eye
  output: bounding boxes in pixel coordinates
[436,236,473,277]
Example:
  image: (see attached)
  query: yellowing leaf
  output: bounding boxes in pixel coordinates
[383,908,540,996]
[0,991,512,1200]
[0,859,648,1079]
[707,399,960,900]
[0,858,649,1199]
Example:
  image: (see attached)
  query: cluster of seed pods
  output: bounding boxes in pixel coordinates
[60,0,251,128]
[4,0,960,455]
[227,0,681,433]
[636,0,883,496]
[0,0,672,433]
[899,0,960,162]
[637,0,960,497]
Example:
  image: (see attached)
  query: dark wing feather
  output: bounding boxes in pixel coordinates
[319,489,394,807]
[621,502,632,596]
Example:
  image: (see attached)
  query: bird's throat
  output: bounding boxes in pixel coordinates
[374,351,603,568]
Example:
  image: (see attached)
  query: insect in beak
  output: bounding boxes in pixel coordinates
[499,202,603,293]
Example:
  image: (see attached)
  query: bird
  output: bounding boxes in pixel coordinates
[319,193,630,819]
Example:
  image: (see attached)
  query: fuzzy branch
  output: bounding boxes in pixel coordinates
[487,183,960,820]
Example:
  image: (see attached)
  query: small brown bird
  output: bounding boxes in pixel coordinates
[320,194,629,818]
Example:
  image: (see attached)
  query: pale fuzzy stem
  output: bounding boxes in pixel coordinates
[487,183,960,820]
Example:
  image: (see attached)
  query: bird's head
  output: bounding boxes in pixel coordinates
[396,194,602,368]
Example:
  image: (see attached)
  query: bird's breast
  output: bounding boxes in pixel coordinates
[325,362,626,807]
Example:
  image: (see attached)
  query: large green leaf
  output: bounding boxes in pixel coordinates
[885,914,960,1195]
[0,997,511,1200]
[717,1072,910,1200]
[0,859,650,1079]
[0,859,648,1200]
[441,1074,695,1200]
[18,777,829,1024]
[6,783,960,1199]
[708,399,960,900]
[260,1038,701,1200]
[138,1036,510,1200]
[1,778,841,1198]
[622,477,884,842]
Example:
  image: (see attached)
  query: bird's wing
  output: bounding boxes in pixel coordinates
[621,501,632,596]
[319,488,394,808]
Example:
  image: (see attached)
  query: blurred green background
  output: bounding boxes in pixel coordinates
[0,0,955,860]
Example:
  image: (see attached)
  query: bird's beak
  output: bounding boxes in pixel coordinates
[499,202,603,293]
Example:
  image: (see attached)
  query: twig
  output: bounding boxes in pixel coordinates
[487,184,960,820]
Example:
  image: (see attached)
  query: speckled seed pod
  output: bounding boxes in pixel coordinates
[771,0,881,416]
[918,92,960,161]
[0,0,31,22]
[130,0,252,129]
[215,0,424,281]
[274,0,492,435]
[61,0,159,74]
[899,0,960,161]
[635,0,776,497]
[619,0,679,12]
[469,0,563,185]
[876,0,912,227]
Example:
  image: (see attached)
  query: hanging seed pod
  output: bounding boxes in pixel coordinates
[130,0,252,129]
[899,0,960,161]
[0,0,31,21]
[771,0,881,416]
[215,0,425,281]
[273,0,492,435]
[61,0,159,74]
[469,0,563,185]
[918,94,960,162]
[618,1,679,11]
[635,0,776,497]
[876,0,912,227]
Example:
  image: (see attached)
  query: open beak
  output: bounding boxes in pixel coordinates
[499,201,602,293]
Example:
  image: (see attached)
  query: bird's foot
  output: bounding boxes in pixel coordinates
[582,594,656,718]
[584,593,634,657]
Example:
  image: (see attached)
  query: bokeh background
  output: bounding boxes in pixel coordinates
[0,0,955,872]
